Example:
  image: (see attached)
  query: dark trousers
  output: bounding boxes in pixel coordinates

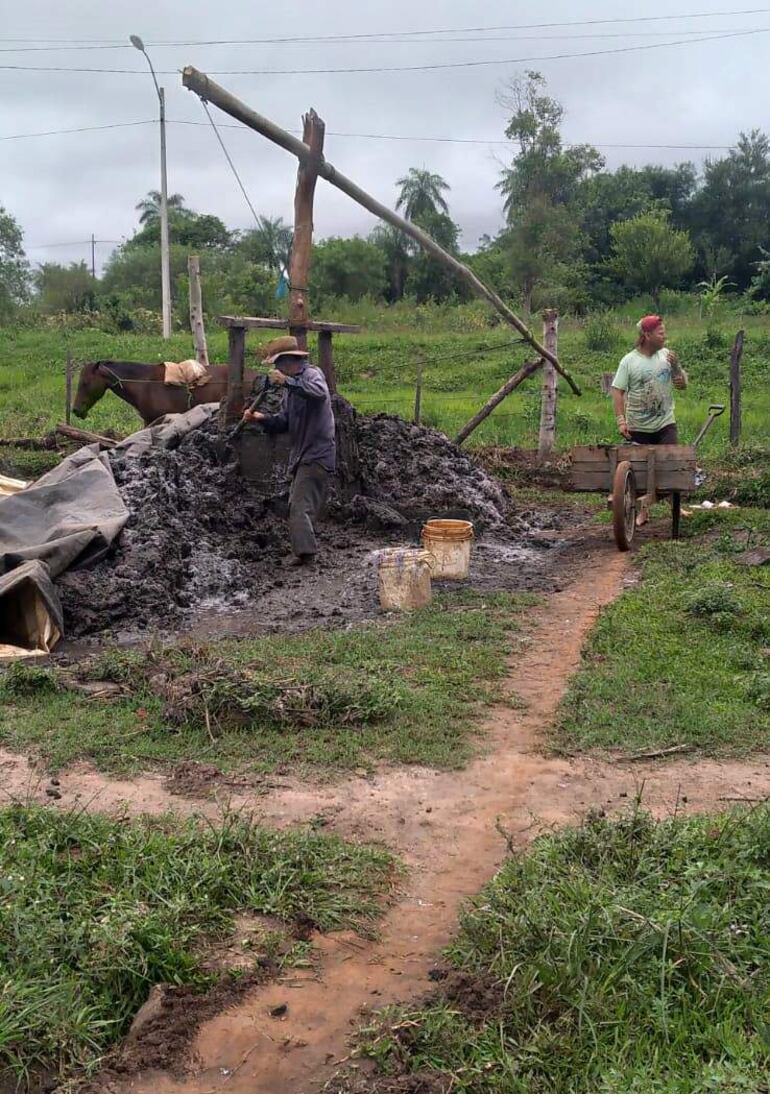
[289,463,330,557]
[629,424,679,445]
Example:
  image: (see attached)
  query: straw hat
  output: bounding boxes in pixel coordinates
[260,336,309,365]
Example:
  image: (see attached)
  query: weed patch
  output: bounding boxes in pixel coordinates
[554,510,770,757]
[340,808,770,1092]
[0,805,394,1087]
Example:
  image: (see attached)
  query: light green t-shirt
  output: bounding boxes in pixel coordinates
[612,348,676,433]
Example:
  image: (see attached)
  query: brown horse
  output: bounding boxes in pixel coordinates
[72,360,258,426]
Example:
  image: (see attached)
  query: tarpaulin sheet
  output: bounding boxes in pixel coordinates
[0,405,219,651]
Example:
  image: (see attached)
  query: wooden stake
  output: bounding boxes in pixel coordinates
[188,255,209,367]
[729,329,744,447]
[317,330,337,394]
[180,68,580,397]
[289,110,325,350]
[56,422,117,448]
[455,359,541,446]
[222,324,246,429]
[537,309,558,459]
[413,361,423,425]
[65,353,73,426]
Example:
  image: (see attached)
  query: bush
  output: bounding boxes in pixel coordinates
[583,312,621,353]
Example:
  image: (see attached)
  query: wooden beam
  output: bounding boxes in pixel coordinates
[65,352,73,426]
[222,325,246,429]
[181,67,581,397]
[187,255,210,367]
[317,330,337,394]
[537,309,558,459]
[289,110,325,349]
[455,359,542,446]
[729,329,744,447]
[218,315,361,334]
[56,422,117,448]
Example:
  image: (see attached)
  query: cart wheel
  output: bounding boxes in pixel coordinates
[671,491,681,540]
[612,461,637,552]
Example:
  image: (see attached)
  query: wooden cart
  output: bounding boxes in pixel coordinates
[569,405,725,552]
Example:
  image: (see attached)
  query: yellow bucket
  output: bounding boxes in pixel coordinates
[377,548,434,611]
[421,519,474,580]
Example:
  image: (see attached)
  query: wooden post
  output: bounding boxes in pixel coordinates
[180,68,580,397]
[413,361,423,426]
[455,359,541,446]
[222,324,246,429]
[317,330,337,394]
[729,329,744,447]
[288,109,325,351]
[188,255,209,367]
[65,353,73,425]
[538,309,558,459]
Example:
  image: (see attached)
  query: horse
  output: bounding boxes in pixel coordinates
[72,360,259,427]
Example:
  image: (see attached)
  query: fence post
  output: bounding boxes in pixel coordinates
[413,361,423,426]
[188,255,210,367]
[65,353,73,425]
[729,329,744,447]
[537,309,559,459]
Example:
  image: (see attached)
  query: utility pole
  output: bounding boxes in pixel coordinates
[90,233,96,279]
[131,34,172,339]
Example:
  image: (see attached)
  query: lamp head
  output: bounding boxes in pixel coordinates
[129,34,145,52]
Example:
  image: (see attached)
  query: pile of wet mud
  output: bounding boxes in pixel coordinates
[56,411,521,638]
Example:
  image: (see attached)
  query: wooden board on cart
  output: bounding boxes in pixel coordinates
[569,444,697,493]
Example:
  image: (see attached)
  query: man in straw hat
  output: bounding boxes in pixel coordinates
[612,314,687,444]
[243,336,335,566]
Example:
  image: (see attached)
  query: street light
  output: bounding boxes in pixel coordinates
[130,34,172,339]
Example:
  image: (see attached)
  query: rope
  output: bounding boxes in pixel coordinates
[200,98,261,228]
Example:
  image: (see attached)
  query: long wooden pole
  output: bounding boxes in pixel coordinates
[289,110,325,349]
[455,359,541,446]
[537,309,559,459]
[187,255,210,368]
[181,67,581,397]
[729,328,744,447]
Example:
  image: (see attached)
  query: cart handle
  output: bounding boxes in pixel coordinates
[693,404,725,448]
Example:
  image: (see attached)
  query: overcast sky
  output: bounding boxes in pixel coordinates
[3,0,770,273]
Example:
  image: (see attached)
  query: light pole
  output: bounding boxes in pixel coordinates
[130,34,172,339]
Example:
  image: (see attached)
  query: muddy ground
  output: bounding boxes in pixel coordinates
[56,411,572,644]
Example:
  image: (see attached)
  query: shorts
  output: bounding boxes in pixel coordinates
[628,424,678,445]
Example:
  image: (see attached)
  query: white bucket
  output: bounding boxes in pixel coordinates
[377,548,434,611]
[421,519,474,580]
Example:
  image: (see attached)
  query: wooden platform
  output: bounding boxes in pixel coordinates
[569,444,697,493]
[219,315,361,334]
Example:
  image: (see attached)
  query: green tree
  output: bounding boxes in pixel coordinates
[496,71,602,311]
[310,237,387,303]
[369,224,410,302]
[235,216,293,273]
[395,168,450,221]
[404,209,466,303]
[610,212,695,308]
[687,130,770,289]
[0,206,30,320]
[135,190,188,226]
[34,261,96,313]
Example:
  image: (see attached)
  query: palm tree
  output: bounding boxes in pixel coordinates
[395,168,450,221]
[135,190,188,226]
[239,216,293,272]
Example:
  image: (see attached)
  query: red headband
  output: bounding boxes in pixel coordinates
[639,314,663,334]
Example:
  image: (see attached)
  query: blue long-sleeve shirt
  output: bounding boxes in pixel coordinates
[260,364,336,474]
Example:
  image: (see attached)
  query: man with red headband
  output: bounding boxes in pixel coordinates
[611,315,687,443]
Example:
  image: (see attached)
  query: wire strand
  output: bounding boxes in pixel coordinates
[199,99,261,228]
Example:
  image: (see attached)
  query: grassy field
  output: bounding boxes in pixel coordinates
[0,804,394,1087]
[554,509,770,758]
[0,591,530,776]
[1,310,769,478]
[343,807,770,1093]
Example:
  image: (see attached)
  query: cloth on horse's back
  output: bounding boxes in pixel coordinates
[163,359,211,387]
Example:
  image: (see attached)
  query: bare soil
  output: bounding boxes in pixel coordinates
[6,534,770,1093]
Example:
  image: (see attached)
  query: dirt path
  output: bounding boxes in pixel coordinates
[5,539,770,1093]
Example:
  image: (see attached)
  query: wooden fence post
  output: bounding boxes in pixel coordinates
[413,361,423,426]
[730,329,744,447]
[538,309,559,459]
[65,353,73,425]
[188,255,209,367]
[221,324,246,429]
[317,330,337,394]
[455,360,541,446]
[288,109,325,352]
